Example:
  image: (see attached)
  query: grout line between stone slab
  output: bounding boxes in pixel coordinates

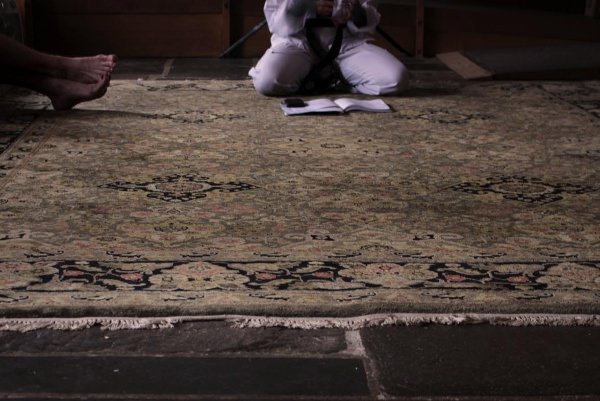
[162,58,175,78]
[344,330,366,357]
[345,330,388,400]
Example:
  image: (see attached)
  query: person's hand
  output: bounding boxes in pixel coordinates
[315,0,334,17]
[332,0,353,26]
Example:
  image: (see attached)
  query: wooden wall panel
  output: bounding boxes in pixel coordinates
[231,0,264,17]
[30,0,227,56]
[32,0,223,14]
[428,0,587,14]
[33,14,224,56]
[229,15,270,57]
[585,0,598,17]
[16,0,26,18]
[427,33,583,56]
[24,0,600,58]
[16,0,28,42]
[229,0,268,57]
[424,7,600,55]
[378,4,417,56]
[427,8,600,41]
[222,0,231,51]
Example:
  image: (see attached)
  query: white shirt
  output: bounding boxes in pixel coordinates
[263,0,381,53]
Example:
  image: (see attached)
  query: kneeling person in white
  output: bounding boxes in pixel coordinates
[250,0,409,96]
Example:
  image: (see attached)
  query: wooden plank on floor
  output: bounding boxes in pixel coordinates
[437,51,493,80]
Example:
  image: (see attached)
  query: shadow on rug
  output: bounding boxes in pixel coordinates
[0,80,598,323]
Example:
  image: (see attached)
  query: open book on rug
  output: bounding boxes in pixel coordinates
[280,98,391,116]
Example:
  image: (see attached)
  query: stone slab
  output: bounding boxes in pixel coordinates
[0,356,370,397]
[361,325,600,397]
[0,321,346,355]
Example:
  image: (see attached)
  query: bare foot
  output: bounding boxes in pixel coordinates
[57,55,117,84]
[50,74,111,111]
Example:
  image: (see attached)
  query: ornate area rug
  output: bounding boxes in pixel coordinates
[0,79,599,326]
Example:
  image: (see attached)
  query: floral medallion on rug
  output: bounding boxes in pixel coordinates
[0,80,598,319]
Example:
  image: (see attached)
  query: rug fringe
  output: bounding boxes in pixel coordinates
[0,313,599,332]
[231,313,600,329]
[0,317,186,332]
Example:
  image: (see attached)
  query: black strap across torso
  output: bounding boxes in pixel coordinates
[304,18,344,65]
[300,18,348,93]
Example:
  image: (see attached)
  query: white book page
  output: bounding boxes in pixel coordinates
[281,98,343,115]
[334,98,391,112]
[305,99,340,110]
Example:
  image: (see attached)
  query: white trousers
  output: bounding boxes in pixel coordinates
[249,42,409,96]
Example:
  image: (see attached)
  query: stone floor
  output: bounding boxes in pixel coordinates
[1,322,599,400]
[1,58,599,400]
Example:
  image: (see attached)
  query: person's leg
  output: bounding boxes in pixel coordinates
[249,45,316,96]
[0,33,116,84]
[0,67,111,110]
[337,43,409,95]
